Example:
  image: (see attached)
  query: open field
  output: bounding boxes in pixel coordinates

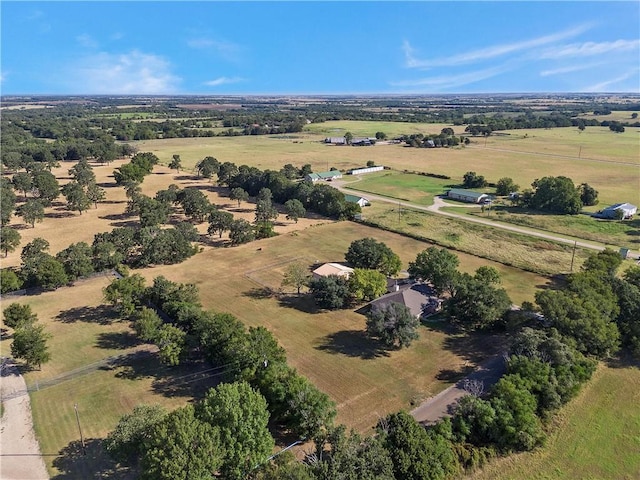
[576,109,640,122]
[343,171,455,206]
[359,203,593,277]
[132,122,639,206]
[460,206,640,249]
[467,363,640,480]
[303,120,469,138]
[2,221,546,476]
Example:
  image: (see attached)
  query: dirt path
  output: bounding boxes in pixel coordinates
[0,358,49,480]
[410,354,507,424]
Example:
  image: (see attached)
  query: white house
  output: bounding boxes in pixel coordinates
[446,188,491,204]
[344,194,370,208]
[593,203,637,219]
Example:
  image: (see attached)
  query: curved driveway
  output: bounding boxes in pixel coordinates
[333,181,637,258]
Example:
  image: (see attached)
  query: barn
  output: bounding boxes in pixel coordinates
[446,188,491,204]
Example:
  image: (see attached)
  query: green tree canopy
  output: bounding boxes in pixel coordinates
[345,238,401,276]
[140,405,223,480]
[408,247,460,295]
[349,268,388,302]
[284,198,306,223]
[3,303,37,329]
[281,262,311,295]
[17,199,45,227]
[229,187,249,207]
[366,302,420,349]
[197,381,274,480]
[104,404,167,463]
[0,226,21,257]
[11,322,51,369]
[309,274,351,310]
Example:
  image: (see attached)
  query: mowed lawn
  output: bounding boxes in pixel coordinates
[132,122,639,207]
[343,171,454,206]
[132,221,547,432]
[467,364,640,480]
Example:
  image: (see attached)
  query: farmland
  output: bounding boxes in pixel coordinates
[2,97,639,479]
[133,122,639,207]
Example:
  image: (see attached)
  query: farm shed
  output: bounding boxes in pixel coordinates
[305,171,343,182]
[344,194,370,207]
[364,282,442,319]
[348,166,385,175]
[446,188,490,204]
[324,137,346,145]
[593,203,637,219]
[312,263,354,280]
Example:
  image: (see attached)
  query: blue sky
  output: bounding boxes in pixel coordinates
[2,1,639,95]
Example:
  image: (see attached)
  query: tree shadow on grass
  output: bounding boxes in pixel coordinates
[243,286,276,300]
[45,211,76,219]
[56,305,119,325]
[52,438,136,480]
[95,331,141,350]
[277,294,321,314]
[438,328,507,365]
[109,351,221,400]
[315,330,390,359]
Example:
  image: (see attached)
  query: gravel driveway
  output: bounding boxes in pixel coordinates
[1,358,49,480]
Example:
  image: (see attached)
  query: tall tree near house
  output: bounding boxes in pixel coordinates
[366,302,420,349]
[408,247,460,295]
[104,404,167,463]
[578,183,599,206]
[345,237,401,277]
[281,262,311,294]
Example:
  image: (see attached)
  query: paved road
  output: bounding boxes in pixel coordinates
[410,354,507,424]
[333,180,638,258]
[0,359,49,480]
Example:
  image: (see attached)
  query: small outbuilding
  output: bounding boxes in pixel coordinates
[325,137,347,145]
[348,166,385,175]
[305,171,343,182]
[312,263,354,280]
[446,188,491,204]
[592,203,637,220]
[344,194,370,208]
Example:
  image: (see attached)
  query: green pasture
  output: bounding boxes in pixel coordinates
[131,123,638,207]
[344,171,454,205]
[468,364,640,480]
[360,203,592,277]
[464,206,640,249]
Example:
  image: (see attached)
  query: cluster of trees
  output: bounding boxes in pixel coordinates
[401,129,469,148]
[191,158,360,222]
[113,152,158,185]
[409,247,512,331]
[2,303,51,369]
[517,176,599,214]
[535,249,640,358]
[104,274,337,447]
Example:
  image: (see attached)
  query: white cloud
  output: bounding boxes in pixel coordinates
[391,65,512,90]
[187,37,242,61]
[540,63,601,77]
[539,39,640,59]
[404,25,590,69]
[76,34,98,49]
[71,50,181,94]
[582,69,639,92]
[203,77,245,87]
[110,32,124,41]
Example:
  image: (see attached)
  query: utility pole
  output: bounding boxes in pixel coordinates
[74,403,86,455]
[578,145,582,158]
[570,240,577,272]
